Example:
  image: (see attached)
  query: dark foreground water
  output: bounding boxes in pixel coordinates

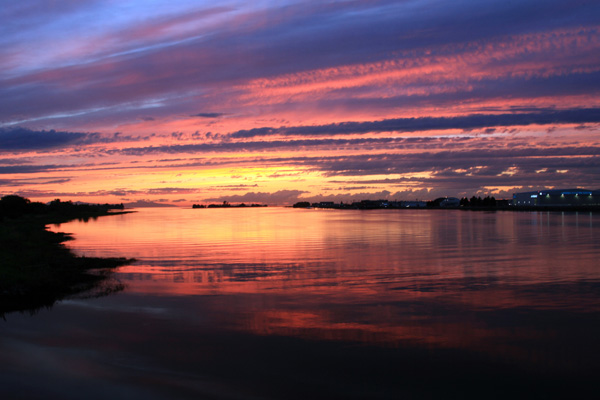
[2,208,599,399]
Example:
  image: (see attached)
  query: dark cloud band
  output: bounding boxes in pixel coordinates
[229,108,600,138]
[0,127,85,151]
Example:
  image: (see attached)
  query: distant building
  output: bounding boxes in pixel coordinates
[401,201,427,208]
[511,189,600,207]
[312,201,336,208]
[439,197,460,208]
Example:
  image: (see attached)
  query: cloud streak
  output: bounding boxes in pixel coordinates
[229,109,600,138]
[0,127,85,151]
[1,1,599,129]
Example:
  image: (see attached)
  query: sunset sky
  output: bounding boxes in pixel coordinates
[1,0,599,206]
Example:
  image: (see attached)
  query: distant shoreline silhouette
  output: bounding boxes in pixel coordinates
[291,195,600,212]
[193,201,268,208]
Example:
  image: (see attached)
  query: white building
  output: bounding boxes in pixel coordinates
[511,189,600,207]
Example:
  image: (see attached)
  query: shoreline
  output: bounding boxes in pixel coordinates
[292,205,600,212]
[0,210,135,316]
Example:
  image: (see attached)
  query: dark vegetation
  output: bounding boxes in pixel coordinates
[0,195,124,221]
[459,196,498,208]
[293,201,311,208]
[193,201,268,208]
[293,200,420,209]
[0,195,134,316]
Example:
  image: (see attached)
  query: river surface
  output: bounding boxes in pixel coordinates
[2,208,599,399]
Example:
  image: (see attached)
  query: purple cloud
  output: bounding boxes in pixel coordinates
[229,109,600,138]
[1,1,598,129]
[0,127,85,151]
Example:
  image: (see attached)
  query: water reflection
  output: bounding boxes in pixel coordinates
[56,208,600,347]
[2,208,598,398]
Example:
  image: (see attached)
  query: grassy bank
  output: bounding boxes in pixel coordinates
[0,196,134,315]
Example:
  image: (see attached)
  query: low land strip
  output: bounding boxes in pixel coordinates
[0,196,134,316]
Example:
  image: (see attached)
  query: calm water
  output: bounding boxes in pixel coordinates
[2,208,599,399]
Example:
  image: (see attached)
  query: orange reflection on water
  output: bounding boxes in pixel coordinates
[54,208,600,367]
